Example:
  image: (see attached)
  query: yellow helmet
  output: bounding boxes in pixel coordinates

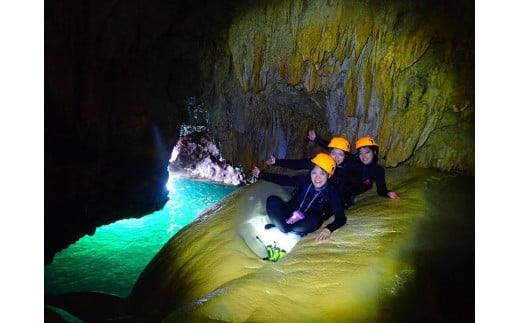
[355,136,379,149]
[310,153,336,175]
[327,137,350,153]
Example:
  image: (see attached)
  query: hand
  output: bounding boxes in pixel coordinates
[387,191,400,199]
[265,155,276,165]
[308,130,316,141]
[316,228,331,241]
[252,166,261,178]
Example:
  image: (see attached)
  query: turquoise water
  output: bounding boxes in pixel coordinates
[44,178,239,298]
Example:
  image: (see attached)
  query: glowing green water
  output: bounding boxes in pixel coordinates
[44,178,239,297]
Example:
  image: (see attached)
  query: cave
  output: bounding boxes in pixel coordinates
[43,0,475,321]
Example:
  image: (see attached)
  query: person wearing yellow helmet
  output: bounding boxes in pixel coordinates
[265,130,355,209]
[252,153,346,241]
[307,129,351,165]
[306,131,399,202]
[348,136,400,200]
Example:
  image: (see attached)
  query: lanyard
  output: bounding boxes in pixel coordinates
[298,184,324,213]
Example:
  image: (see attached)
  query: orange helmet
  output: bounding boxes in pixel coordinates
[328,137,350,153]
[355,136,379,149]
[310,153,336,175]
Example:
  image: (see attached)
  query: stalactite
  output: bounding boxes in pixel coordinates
[205,0,473,173]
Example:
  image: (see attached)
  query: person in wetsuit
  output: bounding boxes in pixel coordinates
[295,131,400,205]
[265,132,356,208]
[252,153,346,242]
[345,136,400,200]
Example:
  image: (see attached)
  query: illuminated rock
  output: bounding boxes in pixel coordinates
[169,131,246,185]
[203,0,474,173]
[44,167,474,321]
[126,167,472,321]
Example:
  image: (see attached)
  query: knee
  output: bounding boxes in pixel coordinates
[266,195,281,209]
[266,195,277,204]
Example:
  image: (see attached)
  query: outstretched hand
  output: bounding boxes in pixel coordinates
[387,191,400,199]
[316,228,331,241]
[308,129,316,141]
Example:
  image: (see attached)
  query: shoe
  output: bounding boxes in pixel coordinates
[262,243,287,262]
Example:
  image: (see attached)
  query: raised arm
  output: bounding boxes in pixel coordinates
[310,131,330,150]
[252,166,300,187]
[273,158,313,170]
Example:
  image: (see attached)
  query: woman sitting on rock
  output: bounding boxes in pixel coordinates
[252,153,346,242]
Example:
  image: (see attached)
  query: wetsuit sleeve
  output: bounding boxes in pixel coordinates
[374,165,390,197]
[258,172,310,188]
[275,158,313,170]
[258,171,298,187]
[325,188,347,232]
[313,135,329,149]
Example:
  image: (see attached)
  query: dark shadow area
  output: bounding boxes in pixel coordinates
[44,0,255,264]
[379,174,475,322]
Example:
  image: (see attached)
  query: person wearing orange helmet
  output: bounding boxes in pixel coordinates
[306,131,399,203]
[265,131,355,208]
[307,130,351,166]
[252,153,346,241]
[347,136,400,200]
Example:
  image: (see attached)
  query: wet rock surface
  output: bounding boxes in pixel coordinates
[169,131,246,186]
[44,168,474,322]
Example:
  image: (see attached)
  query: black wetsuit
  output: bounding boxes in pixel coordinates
[343,156,390,197]
[258,171,346,235]
[273,134,355,208]
[313,135,391,199]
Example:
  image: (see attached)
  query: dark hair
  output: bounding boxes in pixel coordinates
[358,145,379,163]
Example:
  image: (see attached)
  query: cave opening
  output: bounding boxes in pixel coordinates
[45,98,246,297]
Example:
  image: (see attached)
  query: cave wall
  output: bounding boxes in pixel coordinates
[201,0,474,172]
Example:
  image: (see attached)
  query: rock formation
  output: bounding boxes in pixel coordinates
[201,0,474,173]
[44,169,474,321]
[169,130,246,185]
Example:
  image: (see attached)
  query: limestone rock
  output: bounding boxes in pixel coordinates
[123,167,473,321]
[202,0,474,173]
[169,131,246,185]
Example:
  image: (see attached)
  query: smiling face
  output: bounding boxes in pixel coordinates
[358,147,375,165]
[329,148,345,165]
[310,165,329,188]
